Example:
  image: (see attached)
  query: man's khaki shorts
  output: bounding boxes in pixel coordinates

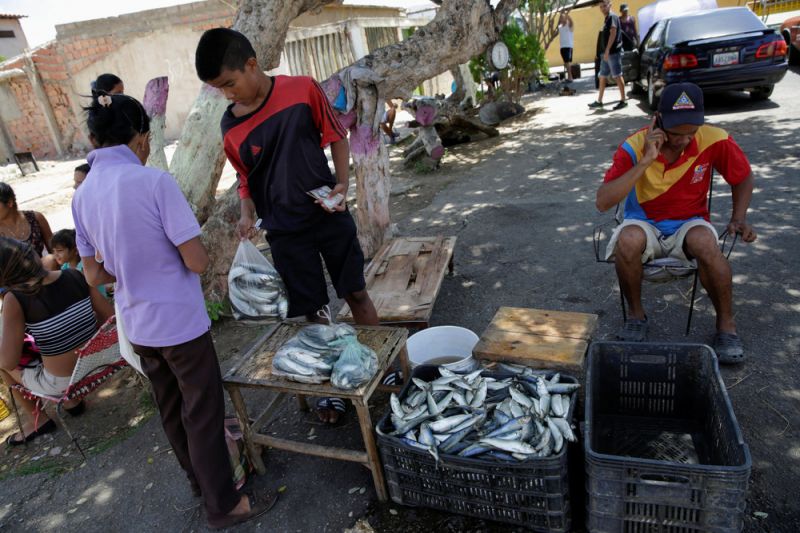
[605,219,718,265]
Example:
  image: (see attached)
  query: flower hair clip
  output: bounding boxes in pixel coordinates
[98,94,112,108]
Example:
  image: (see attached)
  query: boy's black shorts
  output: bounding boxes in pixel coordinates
[266,211,366,318]
[560,47,573,63]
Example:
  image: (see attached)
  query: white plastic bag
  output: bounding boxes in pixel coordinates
[228,240,288,321]
[114,300,144,375]
[330,331,378,390]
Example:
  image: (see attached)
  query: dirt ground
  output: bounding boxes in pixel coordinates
[0,66,798,532]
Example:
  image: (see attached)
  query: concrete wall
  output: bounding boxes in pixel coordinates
[0,19,28,60]
[545,0,749,67]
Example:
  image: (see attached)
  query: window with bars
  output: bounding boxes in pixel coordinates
[284,31,355,80]
[0,30,15,39]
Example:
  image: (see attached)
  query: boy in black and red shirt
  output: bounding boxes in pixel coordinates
[195,29,378,422]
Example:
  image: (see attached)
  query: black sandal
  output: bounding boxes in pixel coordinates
[6,419,57,446]
[316,397,346,426]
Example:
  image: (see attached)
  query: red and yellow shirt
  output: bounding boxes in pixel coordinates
[604,124,751,236]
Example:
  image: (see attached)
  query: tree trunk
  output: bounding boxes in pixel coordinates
[180,0,519,299]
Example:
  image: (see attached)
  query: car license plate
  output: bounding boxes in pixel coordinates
[713,52,738,66]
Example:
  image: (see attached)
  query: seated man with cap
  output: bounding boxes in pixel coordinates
[595,82,756,363]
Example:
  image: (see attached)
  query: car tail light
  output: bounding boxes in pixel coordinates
[664,53,699,70]
[756,40,787,58]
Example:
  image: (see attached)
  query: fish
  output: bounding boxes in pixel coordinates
[452,391,468,407]
[487,380,511,391]
[546,383,581,394]
[486,450,518,461]
[479,438,538,455]
[550,417,577,442]
[438,367,458,378]
[403,430,417,441]
[550,394,565,417]
[440,426,475,453]
[391,413,437,436]
[449,412,485,434]
[429,414,474,434]
[458,443,491,457]
[509,386,533,409]
[283,349,331,371]
[534,428,552,452]
[546,417,564,454]
[470,381,487,408]
[560,395,571,416]
[486,416,531,439]
[463,369,484,384]
[509,400,525,419]
[272,356,314,376]
[548,373,561,385]
[402,404,428,421]
[390,393,404,419]
[419,423,435,447]
[537,378,551,415]
[412,377,430,391]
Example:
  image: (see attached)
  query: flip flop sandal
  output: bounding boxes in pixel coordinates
[615,317,649,342]
[6,419,57,446]
[207,490,278,530]
[316,397,346,426]
[713,332,745,364]
[381,370,404,386]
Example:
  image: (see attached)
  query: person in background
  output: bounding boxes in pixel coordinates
[589,0,627,110]
[93,73,124,95]
[0,183,54,258]
[0,238,113,445]
[558,12,575,82]
[73,89,274,529]
[619,4,639,51]
[379,100,398,144]
[74,163,91,190]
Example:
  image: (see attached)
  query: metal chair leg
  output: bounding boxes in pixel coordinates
[54,404,87,461]
[686,271,700,335]
[7,386,27,448]
[619,280,627,322]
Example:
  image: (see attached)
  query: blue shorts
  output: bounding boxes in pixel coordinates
[599,53,623,78]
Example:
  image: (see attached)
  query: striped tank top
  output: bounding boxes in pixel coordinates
[12,269,97,356]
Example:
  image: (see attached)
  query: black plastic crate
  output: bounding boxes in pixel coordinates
[585,342,751,533]
[377,365,577,532]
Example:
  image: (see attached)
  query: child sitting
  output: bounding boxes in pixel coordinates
[51,229,109,298]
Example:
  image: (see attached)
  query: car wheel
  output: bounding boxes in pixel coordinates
[647,74,659,111]
[750,85,774,101]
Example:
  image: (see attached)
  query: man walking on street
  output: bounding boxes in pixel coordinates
[590,0,627,110]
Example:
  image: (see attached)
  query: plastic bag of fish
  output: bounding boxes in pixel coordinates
[228,240,288,321]
[377,363,580,463]
[330,330,378,390]
[271,322,356,384]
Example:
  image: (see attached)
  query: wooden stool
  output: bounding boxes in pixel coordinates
[473,307,598,378]
[222,322,409,502]
[338,236,456,329]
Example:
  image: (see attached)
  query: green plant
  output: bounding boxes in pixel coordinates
[205,300,226,322]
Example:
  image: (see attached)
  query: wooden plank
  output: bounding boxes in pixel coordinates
[252,433,368,464]
[355,401,388,501]
[474,330,588,369]
[487,307,598,341]
[339,236,456,323]
[226,385,266,475]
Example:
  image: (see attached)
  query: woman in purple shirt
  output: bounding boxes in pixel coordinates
[72,91,272,528]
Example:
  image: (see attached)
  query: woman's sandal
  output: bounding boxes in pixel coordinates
[316,397,346,426]
[5,419,57,446]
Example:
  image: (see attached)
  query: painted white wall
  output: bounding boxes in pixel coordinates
[0,20,28,60]
[69,27,205,140]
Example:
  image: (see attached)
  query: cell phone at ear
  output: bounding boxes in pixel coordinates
[655,115,664,131]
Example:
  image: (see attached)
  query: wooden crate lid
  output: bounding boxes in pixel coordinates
[473,307,598,370]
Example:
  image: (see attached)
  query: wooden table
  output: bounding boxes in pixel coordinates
[473,307,598,376]
[337,236,456,328]
[222,322,409,501]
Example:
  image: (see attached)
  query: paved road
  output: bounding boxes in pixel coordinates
[1,67,797,532]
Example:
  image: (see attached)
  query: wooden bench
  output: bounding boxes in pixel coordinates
[338,236,456,329]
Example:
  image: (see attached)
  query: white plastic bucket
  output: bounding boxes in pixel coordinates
[406,326,479,372]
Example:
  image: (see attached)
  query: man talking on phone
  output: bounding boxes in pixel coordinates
[596,83,756,364]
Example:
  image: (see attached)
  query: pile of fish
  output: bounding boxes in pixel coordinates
[272,323,377,389]
[228,263,288,321]
[379,363,579,463]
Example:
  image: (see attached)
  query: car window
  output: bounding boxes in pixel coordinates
[666,8,765,45]
[644,21,665,48]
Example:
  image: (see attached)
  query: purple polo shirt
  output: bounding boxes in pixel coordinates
[72,145,210,347]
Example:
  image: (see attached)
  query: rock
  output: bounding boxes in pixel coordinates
[49,447,62,456]
[343,518,374,533]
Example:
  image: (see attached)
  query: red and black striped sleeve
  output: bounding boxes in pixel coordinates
[309,79,347,148]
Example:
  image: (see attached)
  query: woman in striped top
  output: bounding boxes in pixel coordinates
[0,237,112,445]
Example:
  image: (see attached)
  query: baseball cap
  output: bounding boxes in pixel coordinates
[658,83,704,130]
